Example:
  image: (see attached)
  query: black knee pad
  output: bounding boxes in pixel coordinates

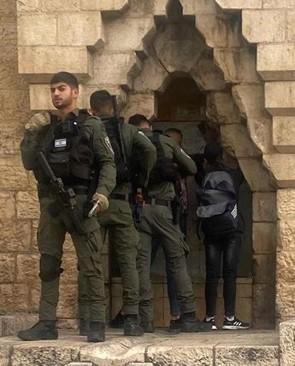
[39,254,63,282]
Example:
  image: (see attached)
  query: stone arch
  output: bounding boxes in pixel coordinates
[120,0,277,328]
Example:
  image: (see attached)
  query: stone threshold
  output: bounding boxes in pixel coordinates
[0,329,279,366]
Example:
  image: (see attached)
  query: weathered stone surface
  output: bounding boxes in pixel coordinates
[215,345,279,365]
[0,344,11,366]
[239,158,275,191]
[18,14,57,46]
[280,320,295,366]
[273,116,295,153]
[122,94,155,120]
[253,192,277,222]
[17,0,40,12]
[0,192,16,220]
[0,254,15,283]
[191,56,226,91]
[0,219,31,252]
[253,254,276,284]
[0,284,29,312]
[253,223,276,254]
[146,344,213,366]
[0,313,38,336]
[277,251,295,284]
[258,43,295,81]
[11,342,82,366]
[16,191,39,219]
[216,0,262,9]
[264,0,295,8]
[253,284,275,329]
[278,220,295,252]
[58,12,104,49]
[206,91,241,124]
[265,82,295,115]
[221,124,260,158]
[286,10,295,42]
[264,154,295,188]
[0,156,29,190]
[57,285,78,319]
[40,0,80,12]
[16,254,39,284]
[277,189,295,220]
[232,84,265,118]
[243,10,285,43]
[214,47,259,83]
[276,281,295,318]
[80,0,128,12]
[18,46,90,79]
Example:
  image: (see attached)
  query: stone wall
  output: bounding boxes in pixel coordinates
[0,0,293,328]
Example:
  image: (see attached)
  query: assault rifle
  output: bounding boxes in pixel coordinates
[38,151,86,235]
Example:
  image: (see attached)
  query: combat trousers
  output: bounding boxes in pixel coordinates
[78,198,139,318]
[38,195,105,322]
[137,204,196,323]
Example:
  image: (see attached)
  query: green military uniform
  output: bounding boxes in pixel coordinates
[20,110,116,323]
[137,131,197,324]
[78,118,157,319]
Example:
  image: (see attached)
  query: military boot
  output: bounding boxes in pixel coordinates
[17,320,58,341]
[87,321,105,343]
[124,315,144,336]
[79,319,90,336]
[181,312,212,332]
[140,320,155,333]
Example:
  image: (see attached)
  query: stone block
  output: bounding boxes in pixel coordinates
[214,47,259,83]
[0,344,11,366]
[40,0,80,11]
[57,284,78,318]
[58,12,104,49]
[18,14,57,46]
[16,254,39,284]
[287,11,295,41]
[18,46,90,80]
[258,44,295,81]
[17,0,40,12]
[239,158,275,192]
[104,17,153,52]
[11,343,82,366]
[280,320,295,366]
[276,281,295,319]
[146,344,213,366]
[122,94,155,120]
[277,189,295,220]
[216,0,262,9]
[221,124,260,158]
[242,10,285,43]
[0,314,38,337]
[215,345,279,365]
[232,84,265,119]
[253,192,277,222]
[0,219,31,252]
[16,191,39,219]
[0,284,29,312]
[0,254,15,283]
[60,254,78,284]
[0,15,17,46]
[253,223,276,254]
[253,284,275,329]
[0,192,16,220]
[0,156,29,190]
[264,154,295,188]
[264,0,295,8]
[206,91,241,124]
[191,56,226,91]
[273,116,295,153]
[80,0,128,12]
[265,82,295,115]
[253,254,276,284]
[277,251,295,282]
[277,220,295,252]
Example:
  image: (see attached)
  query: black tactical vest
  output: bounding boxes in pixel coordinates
[42,110,95,183]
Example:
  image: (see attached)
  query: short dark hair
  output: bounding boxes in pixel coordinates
[90,90,112,110]
[165,128,183,138]
[50,72,79,89]
[204,142,223,164]
[128,114,151,127]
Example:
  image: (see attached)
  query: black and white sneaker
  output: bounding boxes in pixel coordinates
[222,317,250,330]
[204,317,218,330]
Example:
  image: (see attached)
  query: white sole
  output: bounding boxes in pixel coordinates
[222,325,250,330]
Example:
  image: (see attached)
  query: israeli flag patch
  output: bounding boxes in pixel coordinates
[54,138,67,148]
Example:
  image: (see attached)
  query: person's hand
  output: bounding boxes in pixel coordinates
[91,193,109,215]
[25,111,51,131]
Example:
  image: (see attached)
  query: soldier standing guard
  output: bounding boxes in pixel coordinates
[18,72,116,343]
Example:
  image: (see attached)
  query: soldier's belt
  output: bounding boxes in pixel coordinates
[145,198,171,207]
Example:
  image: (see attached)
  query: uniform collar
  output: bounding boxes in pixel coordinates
[53,108,79,122]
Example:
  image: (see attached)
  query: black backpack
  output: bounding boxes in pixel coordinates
[103,117,130,184]
[148,132,179,185]
[196,170,239,236]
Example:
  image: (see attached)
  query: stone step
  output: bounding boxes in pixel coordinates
[0,329,279,366]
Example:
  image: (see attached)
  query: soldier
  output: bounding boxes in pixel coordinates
[129,115,211,333]
[18,72,116,343]
[78,91,157,336]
